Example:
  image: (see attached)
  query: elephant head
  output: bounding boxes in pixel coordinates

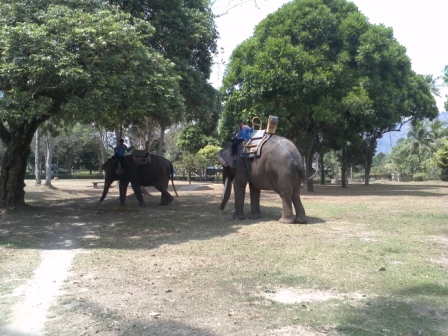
[217,144,237,211]
[96,157,121,206]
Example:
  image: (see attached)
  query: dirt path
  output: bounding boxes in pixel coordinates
[4,249,79,336]
[1,212,89,336]
[0,181,205,336]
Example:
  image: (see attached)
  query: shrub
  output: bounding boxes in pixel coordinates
[413,173,426,181]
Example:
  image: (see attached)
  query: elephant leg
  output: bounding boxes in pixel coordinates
[131,182,146,207]
[292,189,307,224]
[119,180,130,206]
[232,179,246,220]
[156,186,174,205]
[279,191,295,224]
[248,184,262,219]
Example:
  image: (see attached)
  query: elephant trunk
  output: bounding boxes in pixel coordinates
[96,180,113,207]
[220,177,232,211]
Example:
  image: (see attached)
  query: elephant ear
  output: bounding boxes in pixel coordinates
[101,158,118,171]
[217,144,234,168]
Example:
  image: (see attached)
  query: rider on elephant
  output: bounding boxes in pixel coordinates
[231,119,252,160]
[113,138,132,173]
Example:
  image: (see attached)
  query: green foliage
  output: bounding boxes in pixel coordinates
[111,0,219,126]
[198,145,221,167]
[370,152,390,177]
[175,152,204,177]
[220,0,437,189]
[435,143,448,181]
[389,139,421,178]
[412,173,426,181]
[177,124,219,153]
[443,65,448,111]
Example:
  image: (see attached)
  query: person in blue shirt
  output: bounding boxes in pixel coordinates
[231,119,252,159]
[113,139,132,173]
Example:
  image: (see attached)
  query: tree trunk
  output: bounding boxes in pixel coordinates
[35,129,41,186]
[305,151,314,192]
[364,153,373,186]
[45,132,54,186]
[97,125,108,171]
[1,124,38,207]
[319,153,325,185]
[159,125,165,156]
[363,139,375,186]
[144,119,156,153]
[341,146,348,188]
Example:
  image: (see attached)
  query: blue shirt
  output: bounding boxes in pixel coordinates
[114,144,131,157]
[237,125,252,141]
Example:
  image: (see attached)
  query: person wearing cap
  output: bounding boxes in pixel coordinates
[113,138,132,173]
[231,119,252,159]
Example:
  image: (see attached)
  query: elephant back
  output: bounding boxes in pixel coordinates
[132,150,150,165]
[267,135,306,176]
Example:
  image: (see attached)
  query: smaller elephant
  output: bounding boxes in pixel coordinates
[97,153,178,207]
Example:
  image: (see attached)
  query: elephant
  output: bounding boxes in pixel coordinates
[217,135,308,224]
[96,153,178,207]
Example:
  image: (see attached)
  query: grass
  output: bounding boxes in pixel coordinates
[0,180,447,335]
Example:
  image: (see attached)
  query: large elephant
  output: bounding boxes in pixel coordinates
[96,153,178,207]
[217,135,308,224]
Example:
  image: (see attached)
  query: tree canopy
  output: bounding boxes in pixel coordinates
[220,0,438,190]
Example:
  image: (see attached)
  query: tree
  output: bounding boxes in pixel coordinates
[389,139,420,180]
[198,144,221,172]
[221,0,372,191]
[220,0,438,190]
[401,120,435,166]
[175,153,204,184]
[435,142,448,181]
[177,124,220,154]
[443,65,448,111]
[109,0,220,142]
[0,0,178,206]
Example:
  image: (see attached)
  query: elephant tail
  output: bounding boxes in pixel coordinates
[170,161,179,198]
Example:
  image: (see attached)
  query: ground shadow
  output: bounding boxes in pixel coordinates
[307,181,448,198]
[335,282,448,335]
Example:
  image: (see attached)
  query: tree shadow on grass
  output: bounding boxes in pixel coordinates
[7,296,217,336]
[309,182,447,198]
[335,282,448,335]
[1,189,323,252]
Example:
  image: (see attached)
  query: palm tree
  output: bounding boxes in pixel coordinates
[428,119,448,148]
[401,120,435,166]
[424,74,441,97]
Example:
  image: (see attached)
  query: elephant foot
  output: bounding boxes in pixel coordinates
[279,216,296,224]
[159,195,174,206]
[296,217,307,224]
[139,202,147,207]
[232,213,246,220]
[248,213,262,219]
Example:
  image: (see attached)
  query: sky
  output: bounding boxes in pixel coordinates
[211,0,448,112]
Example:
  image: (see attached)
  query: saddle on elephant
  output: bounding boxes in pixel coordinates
[132,149,151,165]
[242,115,278,157]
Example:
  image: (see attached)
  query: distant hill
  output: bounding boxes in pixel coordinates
[376,111,448,154]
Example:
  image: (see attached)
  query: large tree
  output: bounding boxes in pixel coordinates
[221,0,375,191]
[220,0,437,190]
[109,0,220,130]
[0,0,180,206]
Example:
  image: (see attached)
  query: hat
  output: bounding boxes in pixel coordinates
[237,119,243,124]
[119,138,124,142]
